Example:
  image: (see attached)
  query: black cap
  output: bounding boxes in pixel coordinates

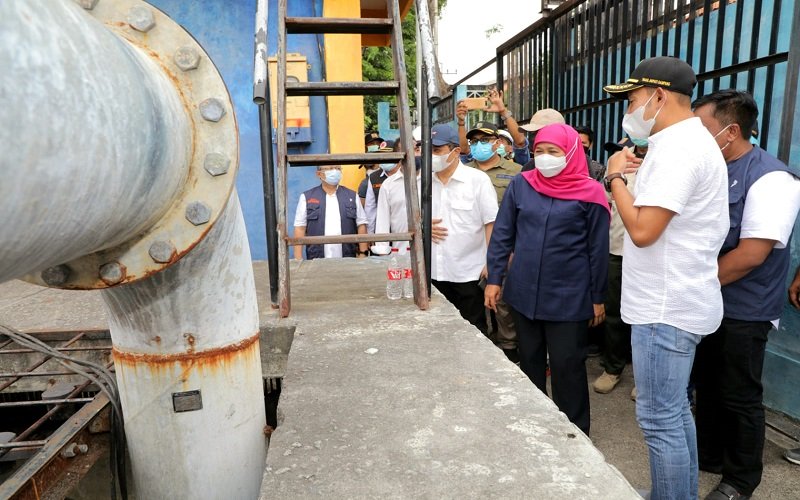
[466,121,499,140]
[364,131,384,145]
[604,56,697,97]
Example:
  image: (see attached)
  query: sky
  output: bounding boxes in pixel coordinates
[435,0,544,85]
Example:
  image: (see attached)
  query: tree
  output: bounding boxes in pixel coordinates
[362,8,418,131]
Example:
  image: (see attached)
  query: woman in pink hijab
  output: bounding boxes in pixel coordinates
[485,123,610,435]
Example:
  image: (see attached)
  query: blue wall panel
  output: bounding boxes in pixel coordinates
[148,0,327,260]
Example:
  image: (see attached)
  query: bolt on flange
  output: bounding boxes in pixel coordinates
[204,153,230,176]
[99,261,126,286]
[41,265,72,286]
[148,240,177,263]
[199,98,226,122]
[174,46,200,71]
[185,202,212,226]
[127,6,155,33]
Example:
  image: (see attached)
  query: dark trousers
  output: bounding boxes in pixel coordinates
[433,280,488,334]
[600,254,631,375]
[694,318,772,495]
[511,309,590,435]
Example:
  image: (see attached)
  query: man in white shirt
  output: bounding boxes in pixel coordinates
[692,90,800,500]
[364,141,402,234]
[604,57,729,500]
[429,124,498,334]
[292,166,369,260]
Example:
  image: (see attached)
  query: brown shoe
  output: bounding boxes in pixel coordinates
[592,371,621,394]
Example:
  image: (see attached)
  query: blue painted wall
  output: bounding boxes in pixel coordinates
[149,0,327,261]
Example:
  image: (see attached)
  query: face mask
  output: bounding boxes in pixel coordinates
[431,150,453,172]
[367,145,379,152]
[379,162,396,173]
[534,138,578,178]
[471,141,496,162]
[714,124,732,152]
[583,146,591,154]
[496,145,507,158]
[534,155,566,177]
[322,169,342,185]
[622,92,664,142]
[630,137,649,147]
[414,156,422,170]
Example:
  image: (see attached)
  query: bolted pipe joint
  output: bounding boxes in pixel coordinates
[127,6,156,32]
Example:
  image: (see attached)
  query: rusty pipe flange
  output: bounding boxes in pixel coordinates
[25,0,239,290]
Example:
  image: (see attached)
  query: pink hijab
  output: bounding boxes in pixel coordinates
[522,123,610,216]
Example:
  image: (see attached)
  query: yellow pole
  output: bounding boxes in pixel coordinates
[323,0,364,192]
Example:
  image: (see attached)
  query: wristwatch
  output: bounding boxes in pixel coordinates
[603,172,627,192]
[500,110,512,121]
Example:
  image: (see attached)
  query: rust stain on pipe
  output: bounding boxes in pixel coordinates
[112,332,259,372]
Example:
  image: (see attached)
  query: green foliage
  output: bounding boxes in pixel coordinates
[362,8,417,131]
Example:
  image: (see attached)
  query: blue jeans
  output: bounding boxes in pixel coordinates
[632,323,702,500]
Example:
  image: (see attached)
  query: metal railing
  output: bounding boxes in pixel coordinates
[492,0,799,162]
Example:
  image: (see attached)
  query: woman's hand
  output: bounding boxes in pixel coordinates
[589,303,606,327]
[484,284,501,312]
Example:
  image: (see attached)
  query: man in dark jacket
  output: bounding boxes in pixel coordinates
[293,166,369,260]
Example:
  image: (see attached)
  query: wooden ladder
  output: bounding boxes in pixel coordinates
[275,0,429,317]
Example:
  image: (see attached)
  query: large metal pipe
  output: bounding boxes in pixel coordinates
[102,193,266,499]
[1,1,266,497]
[0,0,191,283]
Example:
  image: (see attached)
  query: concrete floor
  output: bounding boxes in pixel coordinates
[586,357,800,498]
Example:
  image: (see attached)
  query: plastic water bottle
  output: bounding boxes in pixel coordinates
[402,246,414,299]
[386,248,403,300]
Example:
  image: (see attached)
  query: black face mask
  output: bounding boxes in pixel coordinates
[583,146,591,154]
[414,156,422,170]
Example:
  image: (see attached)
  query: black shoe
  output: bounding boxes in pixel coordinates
[502,348,520,364]
[587,344,601,357]
[704,483,750,500]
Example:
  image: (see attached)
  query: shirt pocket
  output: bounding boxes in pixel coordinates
[344,204,357,220]
[450,198,476,226]
[306,204,321,221]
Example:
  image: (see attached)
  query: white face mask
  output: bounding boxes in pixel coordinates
[714,124,732,152]
[533,138,578,178]
[431,150,453,172]
[622,92,664,142]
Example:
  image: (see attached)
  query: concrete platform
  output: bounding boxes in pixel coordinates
[2,260,798,498]
[259,258,639,499]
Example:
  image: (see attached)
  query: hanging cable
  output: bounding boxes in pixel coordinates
[0,324,128,500]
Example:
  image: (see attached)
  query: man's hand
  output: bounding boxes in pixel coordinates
[483,88,506,114]
[431,218,448,243]
[589,303,606,327]
[789,266,800,309]
[606,147,642,176]
[484,284,501,312]
[456,100,468,122]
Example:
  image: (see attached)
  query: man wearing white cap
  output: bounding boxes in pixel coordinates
[519,108,566,172]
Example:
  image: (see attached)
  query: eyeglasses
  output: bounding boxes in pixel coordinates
[415,142,422,148]
[468,137,495,145]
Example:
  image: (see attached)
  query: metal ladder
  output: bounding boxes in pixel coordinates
[274,0,429,317]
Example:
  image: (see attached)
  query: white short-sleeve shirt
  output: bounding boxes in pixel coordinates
[621,117,729,335]
[740,171,800,248]
[431,164,498,283]
[293,188,368,259]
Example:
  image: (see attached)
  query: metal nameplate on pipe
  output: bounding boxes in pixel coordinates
[172,390,203,413]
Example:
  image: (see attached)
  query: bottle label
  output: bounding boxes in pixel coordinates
[403,269,412,278]
[387,269,403,281]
